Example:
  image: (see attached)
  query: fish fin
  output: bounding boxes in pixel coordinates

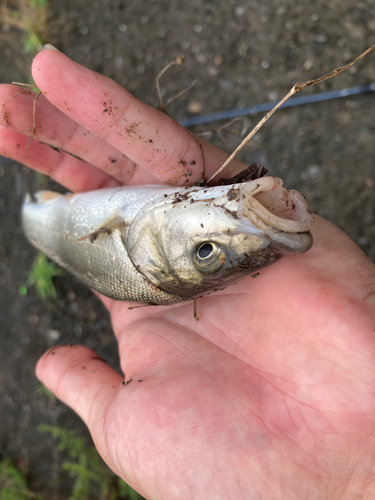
[35,191,64,204]
[76,217,127,243]
[24,189,63,206]
[143,279,165,293]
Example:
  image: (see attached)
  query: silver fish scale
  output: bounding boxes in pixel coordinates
[22,189,183,304]
[60,229,182,304]
[78,229,182,304]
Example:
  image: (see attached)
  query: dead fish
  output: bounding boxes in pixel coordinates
[22,177,313,304]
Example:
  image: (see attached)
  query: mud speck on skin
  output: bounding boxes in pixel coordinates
[172,191,190,204]
[122,378,133,386]
[227,188,240,202]
[124,122,138,136]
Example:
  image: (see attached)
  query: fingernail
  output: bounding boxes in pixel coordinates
[43,44,59,51]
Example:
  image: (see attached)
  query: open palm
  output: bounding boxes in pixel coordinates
[1,49,375,500]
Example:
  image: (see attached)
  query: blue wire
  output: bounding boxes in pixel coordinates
[178,84,375,127]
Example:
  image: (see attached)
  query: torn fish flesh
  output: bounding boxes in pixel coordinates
[22,177,313,304]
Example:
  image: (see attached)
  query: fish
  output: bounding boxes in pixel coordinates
[22,176,313,305]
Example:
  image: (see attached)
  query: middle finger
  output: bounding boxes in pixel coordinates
[0,84,159,186]
[32,49,245,185]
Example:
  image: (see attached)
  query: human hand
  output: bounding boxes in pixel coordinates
[1,49,375,500]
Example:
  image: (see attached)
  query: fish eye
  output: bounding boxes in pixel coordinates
[198,243,214,259]
[194,242,226,274]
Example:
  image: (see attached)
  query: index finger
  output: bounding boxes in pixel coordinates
[32,48,245,185]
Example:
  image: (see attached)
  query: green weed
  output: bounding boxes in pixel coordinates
[0,0,50,55]
[33,171,48,187]
[0,459,45,500]
[39,425,141,500]
[20,252,64,300]
[34,383,55,401]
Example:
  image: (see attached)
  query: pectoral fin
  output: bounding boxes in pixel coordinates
[76,215,127,243]
[35,191,65,203]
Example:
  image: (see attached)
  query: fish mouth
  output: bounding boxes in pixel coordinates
[237,177,313,254]
[240,177,312,231]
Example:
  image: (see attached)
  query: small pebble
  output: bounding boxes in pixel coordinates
[69,302,79,313]
[304,59,313,70]
[187,101,202,114]
[308,165,320,177]
[208,66,219,77]
[88,310,97,322]
[357,236,369,246]
[46,329,61,342]
[366,178,374,188]
[314,34,327,43]
[74,324,82,336]
[115,56,124,69]
[67,290,76,301]
[196,53,207,64]
[219,79,233,91]
[269,91,278,101]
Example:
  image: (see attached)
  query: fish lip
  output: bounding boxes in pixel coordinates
[224,177,313,255]
[267,230,313,255]
[237,177,313,234]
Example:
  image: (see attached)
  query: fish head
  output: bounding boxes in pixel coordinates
[126,177,313,300]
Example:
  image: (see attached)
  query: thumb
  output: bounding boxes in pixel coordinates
[36,345,123,429]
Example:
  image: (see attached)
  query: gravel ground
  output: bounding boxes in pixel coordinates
[0,0,374,497]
